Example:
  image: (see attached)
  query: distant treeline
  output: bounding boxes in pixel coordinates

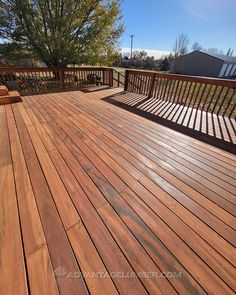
[113,33,234,72]
[113,50,174,71]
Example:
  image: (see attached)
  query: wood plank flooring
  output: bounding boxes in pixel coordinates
[104,91,236,148]
[0,88,236,295]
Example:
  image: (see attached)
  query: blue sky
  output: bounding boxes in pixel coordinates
[120,0,236,58]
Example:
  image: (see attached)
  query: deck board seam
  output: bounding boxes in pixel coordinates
[12,102,89,294]
[22,96,152,294]
[33,93,236,262]
[61,96,236,216]
[21,98,122,294]
[3,105,30,294]
[74,96,236,184]
[3,92,232,292]
[82,92,236,161]
[24,96,206,294]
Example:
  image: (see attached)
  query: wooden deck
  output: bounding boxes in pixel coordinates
[103,92,236,153]
[1,88,236,295]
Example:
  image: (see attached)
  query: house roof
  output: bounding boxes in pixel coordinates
[198,50,236,63]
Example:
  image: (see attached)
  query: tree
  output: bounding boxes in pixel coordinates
[158,53,174,71]
[173,33,189,57]
[144,56,155,69]
[192,42,202,51]
[0,42,33,61]
[0,0,124,67]
[158,57,169,71]
[138,50,147,68]
[139,50,147,60]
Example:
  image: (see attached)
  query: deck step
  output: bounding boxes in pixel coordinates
[0,90,22,105]
[0,85,9,96]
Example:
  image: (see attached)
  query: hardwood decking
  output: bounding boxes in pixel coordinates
[102,92,236,152]
[1,88,236,295]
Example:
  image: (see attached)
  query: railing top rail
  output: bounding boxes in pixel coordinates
[0,66,115,95]
[127,69,154,76]
[126,69,236,88]
[156,73,236,87]
[0,66,110,72]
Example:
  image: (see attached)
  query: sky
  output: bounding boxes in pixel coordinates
[120,0,236,58]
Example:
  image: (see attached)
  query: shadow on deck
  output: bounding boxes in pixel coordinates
[102,91,236,154]
[1,88,236,294]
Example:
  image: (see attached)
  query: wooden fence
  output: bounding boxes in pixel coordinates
[0,67,114,95]
[124,70,236,118]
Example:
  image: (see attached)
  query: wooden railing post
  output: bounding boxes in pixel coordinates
[103,68,109,86]
[102,69,105,85]
[109,69,113,87]
[1,66,235,119]
[124,70,129,91]
[118,72,120,87]
[148,72,156,98]
[59,68,65,89]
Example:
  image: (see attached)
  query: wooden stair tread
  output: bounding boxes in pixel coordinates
[0,91,22,105]
[0,85,9,96]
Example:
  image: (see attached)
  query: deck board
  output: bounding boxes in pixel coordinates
[108,92,236,147]
[12,103,89,294]
[63,93,236,216]
[0,106,28,295]
[1,88,236,295]
[5,104,46,257]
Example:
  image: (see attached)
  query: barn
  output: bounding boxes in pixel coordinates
[170,50,236,79]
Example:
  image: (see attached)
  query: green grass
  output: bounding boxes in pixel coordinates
[126,75,236,117]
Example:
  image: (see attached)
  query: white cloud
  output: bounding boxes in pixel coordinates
[180,0,227,21]
[121,48,171,59]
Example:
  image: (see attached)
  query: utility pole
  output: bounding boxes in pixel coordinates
[129,34,134,69]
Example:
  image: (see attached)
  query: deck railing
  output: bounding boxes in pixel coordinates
[1,66,235,119]
[0,67,114,95]
[113,69,125,88]
[124,70,236,118]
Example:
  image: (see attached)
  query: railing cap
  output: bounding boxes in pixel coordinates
[126,69,236,88]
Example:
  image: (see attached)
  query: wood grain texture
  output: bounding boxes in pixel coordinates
[67,223,118,295]
[1,88,236,295]
[12,104,88,295]
[27,246,59,295]
[5,105,46,257]
[0,107,28,295]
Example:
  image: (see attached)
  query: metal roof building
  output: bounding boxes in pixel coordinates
[170,50,236,79]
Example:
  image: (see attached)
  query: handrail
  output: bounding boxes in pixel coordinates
[126,69,236,88]
[124,69,236,118]
[0,67,114,94]
[1,65,235,118]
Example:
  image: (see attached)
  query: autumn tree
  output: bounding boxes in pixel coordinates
[0,0,124,66]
